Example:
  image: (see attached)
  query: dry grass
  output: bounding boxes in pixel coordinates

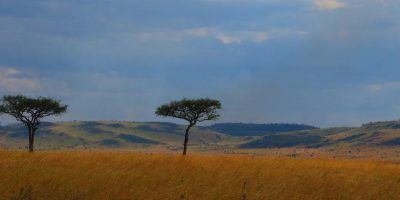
[1,150,400,200]
[229,146,400,161]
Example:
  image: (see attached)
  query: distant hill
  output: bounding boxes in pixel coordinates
[240,120,400,149]
[361,120,400,129]
[240,134,323,148]
[2,120,400,150]
[0,121,228,150]
[206,123,318,136]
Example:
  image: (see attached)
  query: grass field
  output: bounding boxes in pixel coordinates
[1,150,400,200]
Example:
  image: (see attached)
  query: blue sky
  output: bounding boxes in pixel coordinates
[0,0,400,127]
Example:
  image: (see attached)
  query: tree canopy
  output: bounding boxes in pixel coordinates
[155,98,222,125]
[0,95,67,124]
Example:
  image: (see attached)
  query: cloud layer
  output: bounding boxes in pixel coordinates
[137,28,269,44]
[314,0,346,10]
[0,0,399,127]
[0,67,40,92]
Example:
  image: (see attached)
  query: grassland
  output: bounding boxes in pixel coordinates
[1,150,400,200]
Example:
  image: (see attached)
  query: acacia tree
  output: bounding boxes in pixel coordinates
[156,98,222,156]
[0,95,68,152]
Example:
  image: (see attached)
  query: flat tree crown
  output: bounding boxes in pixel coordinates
[156,98,222,124]
[0,95,68,124]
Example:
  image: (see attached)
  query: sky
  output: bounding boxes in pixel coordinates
[0,0,400,127]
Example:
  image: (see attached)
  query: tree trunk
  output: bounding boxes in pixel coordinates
[28,125,35,152]
[182,123,194,156]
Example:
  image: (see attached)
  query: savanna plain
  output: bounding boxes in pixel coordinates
[1,149,400,200]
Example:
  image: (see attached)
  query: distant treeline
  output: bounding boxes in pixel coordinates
[207,123,319,136]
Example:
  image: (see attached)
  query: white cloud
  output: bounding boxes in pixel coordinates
[184,28,210,37]
[365,84,384,92]
[252,32,268,42]
[136,28,269,45]
[0,66,41,92]
[202,0,272,2]
[314,0,346,10]
[202,0,307,3]
[217,33,242,44]
[364,82,400,92]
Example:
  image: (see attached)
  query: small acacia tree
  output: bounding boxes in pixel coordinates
[156,98,222,156]
[0,95,68,152]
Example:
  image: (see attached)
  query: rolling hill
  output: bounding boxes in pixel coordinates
[2,120,400,151]
[0,121,235,151]
[205,123,318,136]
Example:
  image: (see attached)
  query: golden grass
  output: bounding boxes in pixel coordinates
[230,146,400,161]
[1,150,400,200]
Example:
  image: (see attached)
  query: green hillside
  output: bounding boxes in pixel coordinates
[0,121,235,151]
[241,120,400,148]
[1,120,400,151]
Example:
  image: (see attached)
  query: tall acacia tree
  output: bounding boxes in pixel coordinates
[0,95,68,152]
[156,98,222,156]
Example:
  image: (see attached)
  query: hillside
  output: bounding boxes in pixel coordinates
[2,120,400,151]
[0,121,317,151]
[0,121,231,151]
[240,120,400,149]
[205,123,318,136]
[1,150,400,200]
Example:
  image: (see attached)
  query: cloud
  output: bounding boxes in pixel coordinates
[137,28,269,45]
[253,32,269,42]
[0,66,70,95]
[0,66,41,92]
[202,0,273,2]
[201,0,308,4]
[268,29,308,39]
[364,82,400,92]
[314,0,346,10]
[217,34,242,44]
[184,28,210,37]
[217,32,267,44]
